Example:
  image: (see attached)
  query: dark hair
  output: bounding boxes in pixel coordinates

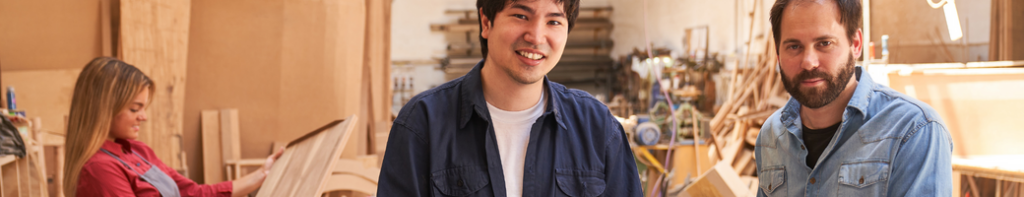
[770,0,861,54]
[476,0,580,57]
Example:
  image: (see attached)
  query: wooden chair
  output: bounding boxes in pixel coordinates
[321,156,380,196]
[201,109,268,183]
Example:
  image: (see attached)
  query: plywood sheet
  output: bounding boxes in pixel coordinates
[119,0,191,170]
[0,69,81,135]
[888,68,1024,156]
[256,115,358,197]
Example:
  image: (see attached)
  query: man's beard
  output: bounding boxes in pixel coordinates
[780,54,856,109]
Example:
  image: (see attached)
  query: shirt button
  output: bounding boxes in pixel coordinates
[800,145,806,150]
[859,176,864,184]
[809,178,816,184]
[768,184,772,190]
[457,179,464,187]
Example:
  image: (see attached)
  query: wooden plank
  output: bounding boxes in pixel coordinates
[364,0,392,157]
[100,0,114,57]
[1,157,19,197]
[680,162,749,197]
[669,143,715,190]
[257,116,359,197]
[200,110,224,184]
[219,109,241,163]
[953,170,961,197]
[119,0,191,171]
[732,149,752,174]
[54,144,64,197]
[22,144,48,197]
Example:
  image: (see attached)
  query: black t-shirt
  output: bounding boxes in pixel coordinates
[802,122,841,168]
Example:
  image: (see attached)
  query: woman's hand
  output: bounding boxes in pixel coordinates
[231,147,286,197]
[262,147,286,176]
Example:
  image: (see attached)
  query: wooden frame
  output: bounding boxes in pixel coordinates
[201,109,268,183]
[1,117,50,197]
[256,115,358,197]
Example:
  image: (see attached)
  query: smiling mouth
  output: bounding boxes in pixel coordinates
[517,50,546,60]
[801,78,824,84]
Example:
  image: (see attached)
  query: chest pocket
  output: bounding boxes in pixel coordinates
[758,166,786,197]
[838,161,890,196]
[554,169,606,197]
[431,166,492,196]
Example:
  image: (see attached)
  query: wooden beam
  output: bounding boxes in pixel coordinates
[200,110,224,184]
[219,109,241,163]
[1,156,20,197]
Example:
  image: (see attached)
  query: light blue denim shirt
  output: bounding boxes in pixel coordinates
[755,67,953,196]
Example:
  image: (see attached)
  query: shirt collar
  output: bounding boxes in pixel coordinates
[101,138,135,156]
[780,66,872,127]
[458,59,567,130]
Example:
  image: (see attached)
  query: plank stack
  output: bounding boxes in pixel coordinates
[706,32,789,177]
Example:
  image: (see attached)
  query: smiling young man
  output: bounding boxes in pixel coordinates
[754,0,953,196]
[377,0,642,196]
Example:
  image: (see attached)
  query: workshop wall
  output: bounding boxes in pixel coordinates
[183,0,369,182]
[870,0,992,63]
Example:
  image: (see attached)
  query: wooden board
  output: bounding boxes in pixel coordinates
[670,143,716,190]
[201,110,224,184]
[887,68,1024,156]
[119,0,191,171]
[680,162,749,197]
[0,69,81,135]
[1,155,20,197]
[219,109,241,163]
[256,115,358,197]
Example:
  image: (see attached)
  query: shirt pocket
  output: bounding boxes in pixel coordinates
[554,168,606,197]
[838,161,890,196]
[431,166,492,196]
[758,166,786,197]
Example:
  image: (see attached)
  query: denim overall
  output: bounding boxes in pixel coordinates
[100,148,181,197]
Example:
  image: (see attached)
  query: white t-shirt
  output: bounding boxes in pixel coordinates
[485,92,545,197]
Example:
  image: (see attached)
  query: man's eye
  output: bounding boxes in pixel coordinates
[513,14,527,19]
[548,21,562,25]
[787,45,800,50]
[819,41,832,47]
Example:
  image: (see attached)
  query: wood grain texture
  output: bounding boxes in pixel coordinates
[119,0,191,170]
[257,116,358,197]
[201,110,224,184]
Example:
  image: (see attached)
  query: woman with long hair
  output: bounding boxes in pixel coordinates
[63,57,282,197]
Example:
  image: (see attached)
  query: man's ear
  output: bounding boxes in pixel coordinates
[480,8,491,39]
[851,29,863,59]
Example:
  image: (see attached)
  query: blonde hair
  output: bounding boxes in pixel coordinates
[63,57,154,196]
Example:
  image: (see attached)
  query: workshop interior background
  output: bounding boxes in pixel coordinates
[1,0,1023,196]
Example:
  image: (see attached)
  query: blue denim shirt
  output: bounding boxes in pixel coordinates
[755,67,953,196]
[378,60,643,197]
